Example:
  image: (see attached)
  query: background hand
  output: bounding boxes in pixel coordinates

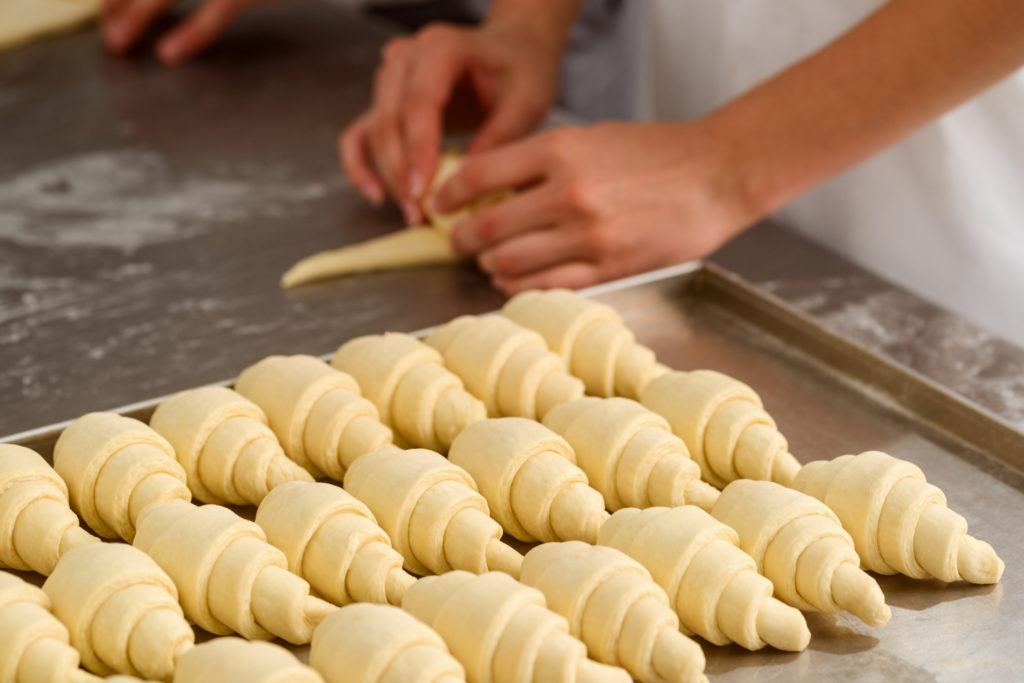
[101,0,267,65]
[435,122,762,294]
[339,21,564,225]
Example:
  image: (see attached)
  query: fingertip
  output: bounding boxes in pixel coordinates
[102,18,130,52]
[157,36,187,65]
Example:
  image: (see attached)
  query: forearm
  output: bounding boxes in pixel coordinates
[484,0,582,55]
[706,0,1024,218]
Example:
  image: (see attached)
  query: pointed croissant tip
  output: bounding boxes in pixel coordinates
[958,535,1005,584]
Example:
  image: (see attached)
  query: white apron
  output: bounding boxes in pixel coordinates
[641,0,1024,347]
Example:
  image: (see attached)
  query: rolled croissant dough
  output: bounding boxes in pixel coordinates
[281,151,505,287]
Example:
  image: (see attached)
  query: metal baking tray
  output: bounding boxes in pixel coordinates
[4,262,1022,681]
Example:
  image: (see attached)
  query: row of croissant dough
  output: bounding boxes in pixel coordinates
[0,289,1004,683]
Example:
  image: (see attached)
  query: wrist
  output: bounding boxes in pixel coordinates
[680,116,775,233]
[483,0,578,61]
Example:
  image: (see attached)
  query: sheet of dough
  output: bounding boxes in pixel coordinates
[282,151,509,288]
[280,226,458,288]
[0,0,99,51]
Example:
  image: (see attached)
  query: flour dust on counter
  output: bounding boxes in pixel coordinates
[0,149,331,253]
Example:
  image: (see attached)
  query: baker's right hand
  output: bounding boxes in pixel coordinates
[101,0,267,65]
[339,21,564,225]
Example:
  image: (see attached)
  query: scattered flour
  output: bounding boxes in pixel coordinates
[0,149,330,253]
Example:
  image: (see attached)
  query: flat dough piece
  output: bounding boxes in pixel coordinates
[282,151,509,288]
[281,226,458,288]
[0,0,98,51]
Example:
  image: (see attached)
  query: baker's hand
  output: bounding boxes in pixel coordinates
[435,122,763,294]
[339,22,563,224]
[101,0,266,65]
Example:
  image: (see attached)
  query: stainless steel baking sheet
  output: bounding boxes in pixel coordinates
[4,263,1022,681]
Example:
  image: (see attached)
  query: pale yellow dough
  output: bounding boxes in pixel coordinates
[255,481,416,606]
[235,354,392,479]
[281,151,506,288]
[343,447,523,578]
[425,314,584,420]
[543,397,719,512]
[502,289,669,399]
[332,332,485,451]
[150,385,313,506]
[0,570,100,683]
[54,412,336,644]
[793,450,1004,584]
[173,637,323,683]
[402,570,631,683]
[53,413,191,542]
[310,603,466,683]
[641,370,802,488]
[0,444,98,575]
[447,418,608,544]
[42,543,194,681]
[520,541,707,683]
[0,0,98,52]
[712,480,891,627]
[598,506,810,652]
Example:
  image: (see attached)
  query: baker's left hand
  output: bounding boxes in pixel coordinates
[434,122,762,294]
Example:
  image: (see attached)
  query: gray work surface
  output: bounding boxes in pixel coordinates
[1,5,1022,682]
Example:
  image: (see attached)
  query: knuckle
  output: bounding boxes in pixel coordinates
[560,179,597,215]
[474,212,500,242]
[582,221,612,258]
[545,128,579,163]
[381,38,409,63]
[417,22,456,45]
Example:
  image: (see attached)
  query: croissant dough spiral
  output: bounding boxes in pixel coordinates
[712,480,891,627]
[402,571,631,683]
[173,637,323,683]
[235,355,392,480]
[448,418,609,544]
[42,543,194,681]
[543,397,719,512]
[310,603,466,683]
[502,289,668,399]
[793,451,1004,584]
[343,447,523,578]
[150,385,313,506]
[332,333,485,452]
[53,413,192,543]
[641,370,802,488]
[425,315,584,421]
[598,506,810,651]
[55,413,335,644]
[520,542,707,683]
[0,445,98,575]
[0,570,100,683]
[255,481,416,606]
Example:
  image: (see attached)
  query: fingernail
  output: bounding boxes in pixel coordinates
[401,201,420,225]
[408,170,425,198]
[157,38,182,64]
[361,183,384,206]
[105,20,128,50]
[449,225,472,255]
[478,252,495,274]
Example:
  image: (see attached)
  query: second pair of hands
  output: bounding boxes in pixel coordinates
[99,0,748,293]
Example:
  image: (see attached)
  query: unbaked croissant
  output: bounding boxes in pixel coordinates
[502,289,668,399]
[712,480,890,627]
[332,332,485,452]
[792,450,1003,584]
[641,370,802,488]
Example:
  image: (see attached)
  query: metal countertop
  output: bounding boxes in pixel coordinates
[2,3,1022,443]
